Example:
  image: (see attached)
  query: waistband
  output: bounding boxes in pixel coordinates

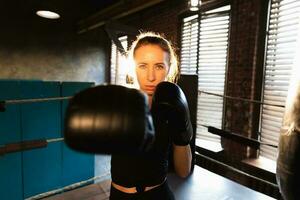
[111,178,167,194]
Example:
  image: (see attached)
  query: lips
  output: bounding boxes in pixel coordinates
[144,85,156,92]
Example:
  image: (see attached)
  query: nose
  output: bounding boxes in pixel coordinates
[147,66,155,82]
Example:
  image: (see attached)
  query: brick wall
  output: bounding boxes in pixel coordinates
[120,0,188,49]
[223,0,266,159]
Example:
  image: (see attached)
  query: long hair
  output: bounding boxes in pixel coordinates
[283,77,300,134]
[282,40,300,134]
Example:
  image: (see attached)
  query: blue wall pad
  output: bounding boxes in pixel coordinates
[0,80,95,199]
[61,82,95,186]
[0,80,23,200]
[21,81,63,198]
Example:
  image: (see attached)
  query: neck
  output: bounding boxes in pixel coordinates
[148,95,153,108]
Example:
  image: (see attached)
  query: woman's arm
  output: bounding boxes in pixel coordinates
[151,82,193,177]
[173,144,192,178]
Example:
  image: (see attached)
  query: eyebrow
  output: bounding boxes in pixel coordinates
[137,62,166,65]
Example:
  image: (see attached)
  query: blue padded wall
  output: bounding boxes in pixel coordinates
[0,80,95,200]
[0,80,23,200]
[20,81,63,198]
[61,82,95,186]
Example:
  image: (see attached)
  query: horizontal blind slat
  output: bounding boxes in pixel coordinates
[260,0,300,160]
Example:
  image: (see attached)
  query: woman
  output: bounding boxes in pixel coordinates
[110,32,192,200]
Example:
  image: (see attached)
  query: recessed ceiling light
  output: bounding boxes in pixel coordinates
[36,10,60,19]
[189,0,201,11]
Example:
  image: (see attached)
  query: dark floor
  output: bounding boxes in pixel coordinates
[44,166,275,200]
[44,180,110,200]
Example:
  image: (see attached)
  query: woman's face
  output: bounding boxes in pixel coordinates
[135,44,170,96]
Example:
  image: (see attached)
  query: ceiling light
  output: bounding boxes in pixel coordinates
[189,0,201,11]
[36,10,60,19]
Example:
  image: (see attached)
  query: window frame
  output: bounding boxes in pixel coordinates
[110,35,128,85]
[179,2,231,148]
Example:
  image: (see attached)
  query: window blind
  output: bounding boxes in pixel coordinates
[110,36,128,85]
[260,0,300,160]
[197,5,231,143]
[180,6,230,144]
[180,14,199,75]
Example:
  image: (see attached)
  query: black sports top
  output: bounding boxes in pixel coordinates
[111,119,171,187]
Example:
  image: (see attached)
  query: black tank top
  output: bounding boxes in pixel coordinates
[111,119,171,187]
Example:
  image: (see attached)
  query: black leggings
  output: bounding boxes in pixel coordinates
[109,181,175,200]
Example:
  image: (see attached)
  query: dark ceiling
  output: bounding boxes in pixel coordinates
[0,0,167,42]
[1,0,121,26]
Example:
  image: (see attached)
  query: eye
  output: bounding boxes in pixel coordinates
[155,64,165,70]
[137,64,147,69]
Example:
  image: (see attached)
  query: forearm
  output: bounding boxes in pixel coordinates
[173,144,192,178]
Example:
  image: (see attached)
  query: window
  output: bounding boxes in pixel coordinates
[110,36,128,85]
[180,5,231,145]
[181,14,199,75]
[260,0,300,160]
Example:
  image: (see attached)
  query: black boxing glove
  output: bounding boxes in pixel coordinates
[152,82,193,146]
[64,85,155,154]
